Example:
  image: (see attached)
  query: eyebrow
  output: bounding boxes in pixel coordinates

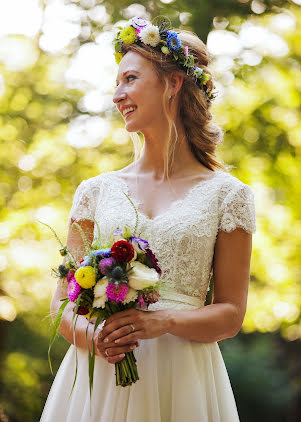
[116,70,141,85]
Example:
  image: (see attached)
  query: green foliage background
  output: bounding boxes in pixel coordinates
[0,1,300,420]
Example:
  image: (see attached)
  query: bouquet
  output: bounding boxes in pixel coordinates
[39,192,162,398]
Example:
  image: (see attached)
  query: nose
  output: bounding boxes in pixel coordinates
[113,85,126,105]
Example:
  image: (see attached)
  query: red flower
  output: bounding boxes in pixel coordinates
[75,305,89,315]
[111,240,135,263]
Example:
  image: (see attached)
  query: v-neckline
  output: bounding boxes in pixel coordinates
[106,170,223,222]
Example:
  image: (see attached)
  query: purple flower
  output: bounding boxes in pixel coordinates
[129,236,149,253]
[106,282,129,303]
[129,17,148,31]
[99,257,116,275]
[145,248,162,275]
[184,46,189,56]
[68,277,81,302]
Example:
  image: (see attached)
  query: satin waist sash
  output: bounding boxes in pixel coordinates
[159,287,204,308]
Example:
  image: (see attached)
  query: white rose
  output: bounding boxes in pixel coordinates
[123,287,138,304]
[94,277,109,297]
[128,261,159,290]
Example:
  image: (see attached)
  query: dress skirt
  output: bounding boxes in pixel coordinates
[40,331,240,422]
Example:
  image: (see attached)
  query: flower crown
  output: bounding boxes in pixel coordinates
[113,17,216,103]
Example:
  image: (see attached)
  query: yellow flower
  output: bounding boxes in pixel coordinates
[120,25,137,44]
[74,266,96,289]
[115,52,123,65]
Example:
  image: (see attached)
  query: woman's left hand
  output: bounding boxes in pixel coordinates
[97,308,172,346]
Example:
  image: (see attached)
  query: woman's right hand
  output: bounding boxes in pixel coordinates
[95,331,139,364]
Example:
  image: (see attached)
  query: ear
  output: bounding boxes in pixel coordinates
[169,72,184,96]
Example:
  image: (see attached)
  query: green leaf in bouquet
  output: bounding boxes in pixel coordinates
[37,220,76,263]
[90,217,103,250]
[48,297,69,375]
[122,225,133,239]
[70,314,79,398]
[72,292,83,323]
[85,318,96,401]
[71,221,92,257]
[122,192,139,237]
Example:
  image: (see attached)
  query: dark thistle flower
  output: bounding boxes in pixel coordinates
[58,264,69,278]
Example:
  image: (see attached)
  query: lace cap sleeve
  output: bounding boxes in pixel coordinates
[68,179,98,226]
[219,182,256,234]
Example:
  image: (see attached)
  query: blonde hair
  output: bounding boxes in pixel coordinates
[120,27,225,180]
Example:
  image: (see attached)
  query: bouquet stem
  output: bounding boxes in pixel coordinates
[105,301,139,387]
[115,350,139,387]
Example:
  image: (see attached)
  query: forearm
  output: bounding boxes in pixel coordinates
[51,297,102,352]
[164,302,241,343]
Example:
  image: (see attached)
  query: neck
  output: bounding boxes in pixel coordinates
[136,119,205,181]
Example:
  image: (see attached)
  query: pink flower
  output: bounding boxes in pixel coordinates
[67,270,75,283]
[138,293,145,308]
[68,277,81,302]
[106,282,129,303]
[184,46,189,56]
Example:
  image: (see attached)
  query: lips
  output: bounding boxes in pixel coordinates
[125,109,136,118]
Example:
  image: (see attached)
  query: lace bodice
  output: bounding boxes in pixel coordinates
[68,170,256,311]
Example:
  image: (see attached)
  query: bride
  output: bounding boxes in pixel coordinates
[40,17,256,421]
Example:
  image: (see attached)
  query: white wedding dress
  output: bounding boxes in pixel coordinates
[40,169,256,422]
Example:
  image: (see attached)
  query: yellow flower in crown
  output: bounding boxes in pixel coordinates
[115,52,123,64]
[120,25,137,45]
[74,266,96,289]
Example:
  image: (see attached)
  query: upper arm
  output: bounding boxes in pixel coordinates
[212,180,256,335]
[51,178,97,313]
[51,218,95,315]
[212,228,252,335]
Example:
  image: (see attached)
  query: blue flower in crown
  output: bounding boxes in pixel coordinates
[166,31,181,51]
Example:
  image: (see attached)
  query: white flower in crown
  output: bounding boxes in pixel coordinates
[129,16,149,31]
[139,24,161,47]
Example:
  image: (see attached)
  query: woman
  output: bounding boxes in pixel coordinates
[40,17,256,421]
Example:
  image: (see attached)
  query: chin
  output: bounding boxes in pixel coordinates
[124,120,141,133]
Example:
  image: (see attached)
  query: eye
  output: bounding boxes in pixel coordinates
[115,75,136,88]
[126,75,136,82]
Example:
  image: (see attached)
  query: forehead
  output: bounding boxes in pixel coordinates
[115,52,149,81]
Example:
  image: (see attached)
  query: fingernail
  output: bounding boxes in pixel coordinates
[114,339,120,343]
[130,345,136,350]
[104,338,109,343]
[119,354,125,358]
